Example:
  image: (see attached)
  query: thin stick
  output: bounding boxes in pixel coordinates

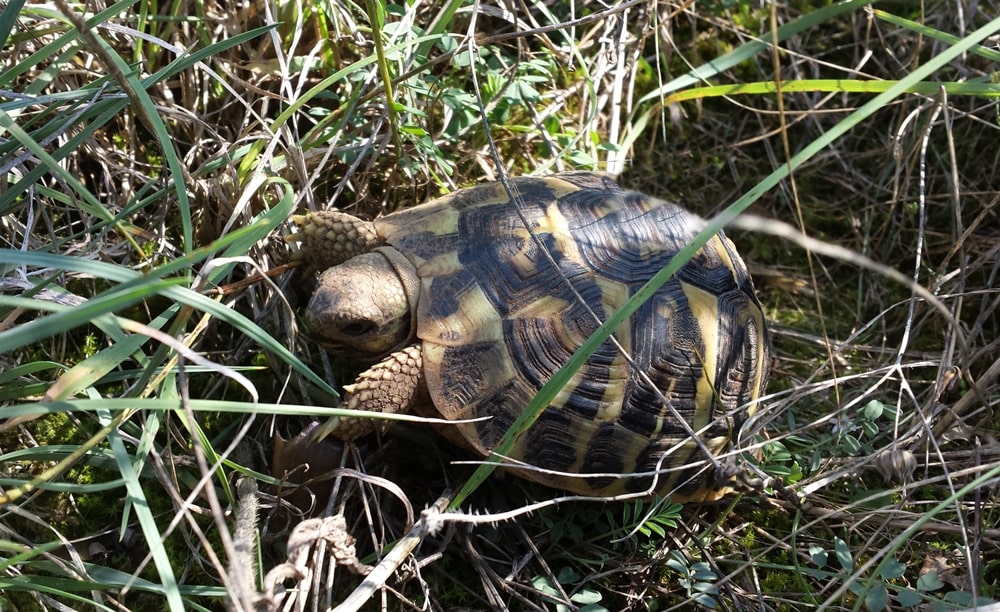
[332,492,453,612]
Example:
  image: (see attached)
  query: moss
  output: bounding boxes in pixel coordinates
[30,413,87,446]
[758,559,800,597]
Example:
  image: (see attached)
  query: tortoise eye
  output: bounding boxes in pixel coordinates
[341,321,376,336]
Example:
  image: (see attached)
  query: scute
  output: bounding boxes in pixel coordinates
[373,172,769,499]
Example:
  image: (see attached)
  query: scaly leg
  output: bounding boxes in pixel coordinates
[288,211,384,271]
[311,345,425,441]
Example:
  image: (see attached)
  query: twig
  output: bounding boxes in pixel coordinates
[332,492,453,612]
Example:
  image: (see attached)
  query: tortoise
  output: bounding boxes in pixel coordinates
[292,172,770,501]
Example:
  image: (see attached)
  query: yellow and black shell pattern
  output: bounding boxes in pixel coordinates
[375,172,769,499]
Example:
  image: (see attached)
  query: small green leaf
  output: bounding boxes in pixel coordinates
[557,567,580,584]
[808,545,828,567]
[516,81,540,102]
[896,588,921,607]
[571,589,602,604]
[645,522,666,538]
[531,575,557,596]
[863,399,886,420]
[865,584,888,612]
[841,434,862,456]
[916,571,944,591]
[400,125,428,136]
[943,590,975,606]
[568,150,597,165]
[691,563,717,581]
[692,592,717,608]
[834,537,853,571]
[860,419,879,439]
[880,558,906,580]
[693,581,718,594]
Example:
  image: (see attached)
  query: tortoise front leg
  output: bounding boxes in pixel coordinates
[289,211,385,271]
[312,345,425,441]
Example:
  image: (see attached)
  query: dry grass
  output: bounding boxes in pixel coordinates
[1,0,998,610]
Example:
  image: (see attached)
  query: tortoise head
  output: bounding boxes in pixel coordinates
[306,246,421,358]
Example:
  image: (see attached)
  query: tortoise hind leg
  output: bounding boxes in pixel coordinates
[311,345,426,442]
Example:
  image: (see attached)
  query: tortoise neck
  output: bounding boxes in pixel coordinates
[374,246,421,349]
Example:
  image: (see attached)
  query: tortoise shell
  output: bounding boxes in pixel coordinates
[321,171,770,499]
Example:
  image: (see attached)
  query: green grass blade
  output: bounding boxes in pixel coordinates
[101,409,183,612]
[0,279,186,351]
[634,0,875,105]
[0,0,26,50]
[0,575,118,610]
[0,109,116,223]
[872,9,1000,63]
[663,79,1000,103]
[64,8,194,253]
[0,397,422,421]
